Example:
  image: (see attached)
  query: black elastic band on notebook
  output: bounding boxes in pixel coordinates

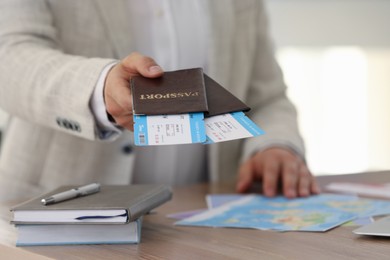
[75,212,127,220]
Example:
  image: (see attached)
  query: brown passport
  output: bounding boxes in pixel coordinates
[203,74,250,117]
[131,68,208,115]
[131,68,250,116]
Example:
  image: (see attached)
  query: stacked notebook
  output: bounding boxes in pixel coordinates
[10,184,172,246]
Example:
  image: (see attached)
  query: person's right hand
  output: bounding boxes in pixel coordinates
[104,52,163,131]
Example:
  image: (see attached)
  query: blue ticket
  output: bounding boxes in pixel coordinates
[133,112,206,146]
[203,111,265,144]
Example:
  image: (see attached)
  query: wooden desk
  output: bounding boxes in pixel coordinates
[0,244,53,260]
[1,171,390,259]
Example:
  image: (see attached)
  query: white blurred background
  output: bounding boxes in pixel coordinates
[1,0,389,175]
[265,0,390,175]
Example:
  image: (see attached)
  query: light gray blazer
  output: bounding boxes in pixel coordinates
[0,0,304,201]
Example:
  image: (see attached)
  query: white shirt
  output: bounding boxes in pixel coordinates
[91,0,210,185]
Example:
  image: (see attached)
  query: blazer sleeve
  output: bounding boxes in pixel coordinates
[241,1,305,160]
[0,0,117,140]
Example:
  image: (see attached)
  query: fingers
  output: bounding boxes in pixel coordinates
[104,52,163,130]
[104,74,133,129]
[236,160,255,193]
[296,164,311,197]
[113,114,135,131]
[237,148,320,198]
[281,159,299,198]
[237,151,281,197]
[105,76,132,117]
[278,150,319,198]
[261,158,280,197]
[310,174,322,194]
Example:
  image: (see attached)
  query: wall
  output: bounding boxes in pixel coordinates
[265,0,390,174]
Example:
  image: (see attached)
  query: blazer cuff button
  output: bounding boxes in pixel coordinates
[122,145,133,154]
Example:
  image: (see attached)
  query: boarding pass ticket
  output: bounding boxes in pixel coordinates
[133,111,264,146]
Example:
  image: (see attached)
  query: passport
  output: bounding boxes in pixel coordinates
[131,68,208,115]
[203,74,250,117]
[131,68,261,146]
[131,68,250,117]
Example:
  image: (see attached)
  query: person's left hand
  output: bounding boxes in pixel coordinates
[236,147,320,198]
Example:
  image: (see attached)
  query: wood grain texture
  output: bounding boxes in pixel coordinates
[1,171,390,259]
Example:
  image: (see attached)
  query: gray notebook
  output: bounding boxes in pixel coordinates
[16,218,143,246]
[353,216,390,237]
[11,184,172,224]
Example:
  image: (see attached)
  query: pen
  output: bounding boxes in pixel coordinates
[41,183,101,205]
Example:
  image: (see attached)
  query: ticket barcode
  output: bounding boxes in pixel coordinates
[138,134,146,145]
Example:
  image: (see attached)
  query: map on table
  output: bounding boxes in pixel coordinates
[175,194,390,232]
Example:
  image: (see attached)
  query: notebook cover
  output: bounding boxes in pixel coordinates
[11,184,172,224]
[203,74,250,117]
[131,68,208,115]
[353,216,390,237]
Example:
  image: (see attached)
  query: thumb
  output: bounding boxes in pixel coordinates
[119,52,163,79]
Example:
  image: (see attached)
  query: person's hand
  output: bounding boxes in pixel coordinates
[236,147,321,198]
[104,52,163,131]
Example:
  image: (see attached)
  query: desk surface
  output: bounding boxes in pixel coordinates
[1,171,390,260]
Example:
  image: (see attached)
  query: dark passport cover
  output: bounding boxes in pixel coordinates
[203,74,250,117]
[131,68,250,116]
[131,68,208,115]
